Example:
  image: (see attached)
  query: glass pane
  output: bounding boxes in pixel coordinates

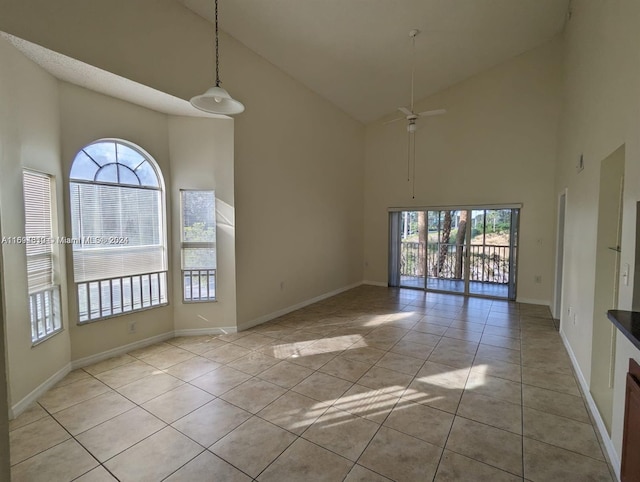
[95,164,119,183]
[84,142,116,167]
[469,209,511,299]
[426,210,466,294]
[135,161,159,188]
[182,248,216,270]
[70,151,99,180]
[118,165,140,185]
[182,191,216,242]
[399,211,426,289]
[117,143,145,170]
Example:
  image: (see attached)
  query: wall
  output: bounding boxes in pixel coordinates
[59,83,174,360]
[168,116,237,331]
[555,0,640,470]
[0,37,72,407]
[364,39,563,304]
[225,37,365,326]
[0,214,10,482]
[0,0,366,328]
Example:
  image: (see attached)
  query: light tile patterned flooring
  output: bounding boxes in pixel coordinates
[9,286,616,481]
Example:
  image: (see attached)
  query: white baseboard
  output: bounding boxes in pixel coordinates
[70,332,174,370]
[237,281,363,331]
[10,281,368,419]
[11,328,237,419]
[362,280,388,287]
[174,327,237,337]
[559,329,621,480]
[10,362,71,419]
[516,297,551,307]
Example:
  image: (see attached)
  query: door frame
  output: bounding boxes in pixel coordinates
[553,189,567,319]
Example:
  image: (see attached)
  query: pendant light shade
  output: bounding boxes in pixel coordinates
[190,0,244,115]
[191,86,244,115]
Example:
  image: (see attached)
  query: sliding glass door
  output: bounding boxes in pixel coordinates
[426,210,467,294]
[391,206,520,300]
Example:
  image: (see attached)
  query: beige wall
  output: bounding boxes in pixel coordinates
[168,116,237,331]
[225,36,365,326]
[555,0,640,467]
[0,37,72,406]
[59,83,176,360]
[364,39,563,304]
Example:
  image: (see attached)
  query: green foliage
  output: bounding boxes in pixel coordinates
[184,222,215,243]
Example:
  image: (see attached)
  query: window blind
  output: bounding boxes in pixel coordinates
[23,171,54,292]
[70,182,165,282]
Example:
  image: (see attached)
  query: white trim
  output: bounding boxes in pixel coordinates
[516,297,551,307]
[560,329,621,480]
[70,332,174,370]
[553,189,568,319]
[237,281,363,331]
[174,327,237,337]
[363,280,388,287]
[388,203,523,212]
[10,362,71,418]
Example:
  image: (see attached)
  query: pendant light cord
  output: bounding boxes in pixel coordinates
[215,0,220,86]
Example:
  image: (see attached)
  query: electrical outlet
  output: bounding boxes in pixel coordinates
[128,321,137,334]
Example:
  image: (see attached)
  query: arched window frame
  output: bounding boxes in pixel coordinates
[69,138,168,322]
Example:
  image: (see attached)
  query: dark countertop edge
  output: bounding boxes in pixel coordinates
[607,310,640,351]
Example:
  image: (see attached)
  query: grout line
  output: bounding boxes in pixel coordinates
[12,287,601,481]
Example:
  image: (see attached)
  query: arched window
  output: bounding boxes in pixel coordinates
[69,139,167,322]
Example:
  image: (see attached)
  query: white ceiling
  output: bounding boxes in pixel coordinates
[180,0,570,123]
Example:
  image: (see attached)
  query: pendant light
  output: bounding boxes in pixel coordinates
[190,0,245,115]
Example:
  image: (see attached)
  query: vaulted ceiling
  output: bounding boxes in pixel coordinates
[179,0,570,123]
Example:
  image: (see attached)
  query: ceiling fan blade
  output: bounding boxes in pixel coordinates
[384,117,405,125]
[398,107,413,116]
[418,109,447,117]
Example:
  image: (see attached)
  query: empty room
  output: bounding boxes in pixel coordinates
[0,0,638,481]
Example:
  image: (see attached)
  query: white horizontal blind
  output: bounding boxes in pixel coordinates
[23,171,54,292]
[70,182,165,282]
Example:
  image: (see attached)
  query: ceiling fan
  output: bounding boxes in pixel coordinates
[385,29,446,198]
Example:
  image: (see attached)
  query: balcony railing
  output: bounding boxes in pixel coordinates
[183,269,216,302]
[77,271,168,322]
[401,242,511,284]
[29,286,62,343]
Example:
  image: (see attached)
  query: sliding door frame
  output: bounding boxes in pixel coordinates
[389,203,522,300]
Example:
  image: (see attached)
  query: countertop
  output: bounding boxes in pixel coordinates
[607,310,640,351]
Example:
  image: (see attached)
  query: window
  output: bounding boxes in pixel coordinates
[23,170,62,343]
[181,190,216,302]
[69,140,167,322]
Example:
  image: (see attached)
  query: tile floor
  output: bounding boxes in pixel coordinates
[9,286,616,481]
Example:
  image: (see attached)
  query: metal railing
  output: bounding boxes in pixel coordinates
[183,269,216,302]
[29,286,62,343]
[401,242,510,284]
[77,271,168,322]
